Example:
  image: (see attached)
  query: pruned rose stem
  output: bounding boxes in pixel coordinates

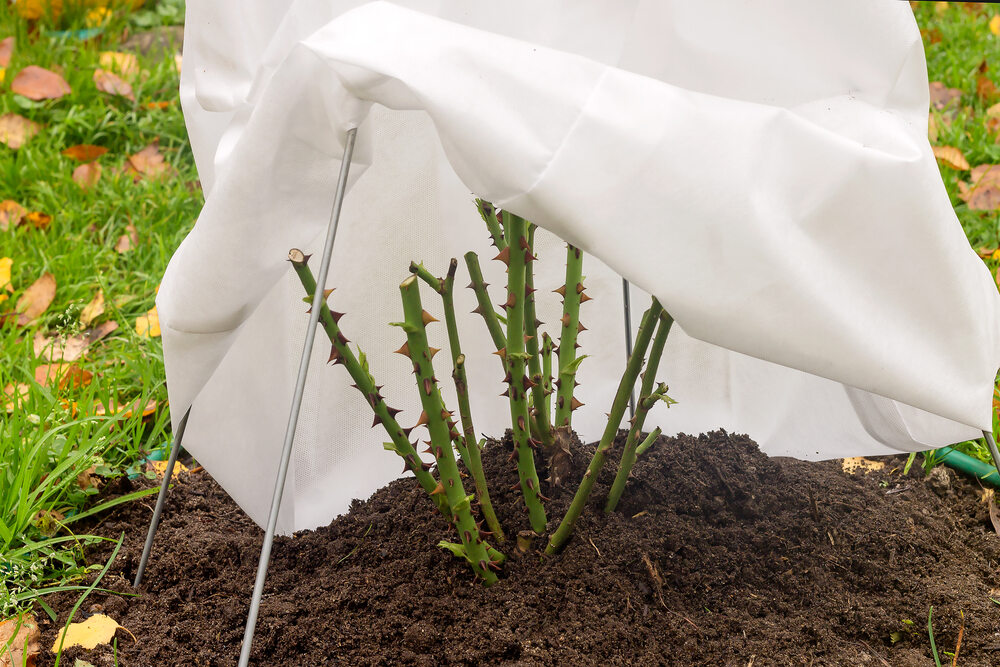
[409,259,505,543]
[541,332,554,426]
[545,298,664,555]
[605,310,674,513]
[397,274,501,584]
[476,198,507,251]
[287,249,447,516]
[634,427,662,456]
[503,212,548,534]
[523,224,553,450]
[554,243,586,429]
[464,251,507,357]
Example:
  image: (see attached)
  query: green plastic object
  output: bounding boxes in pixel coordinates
[937,446,1000,489]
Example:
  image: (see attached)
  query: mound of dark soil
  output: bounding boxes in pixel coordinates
[38,431,1000,666]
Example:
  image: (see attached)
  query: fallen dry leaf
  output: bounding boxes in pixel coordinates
[72,161,101,189]
[928,113,938,142]
[2,383,29,413]
[32,362,90,389]
[0,614,39,667]
[841,457,885,474]
[143,101,170,110]
[51,614,126,652]
[932,145,970,170]
[80,289,105,326]
[978,60,999,104]
[33,321,119,362]
[93,68,134,101]
[25,211,50,230]
[0,37,12,68]
[98,51,139,80]
[92,397,158,421]
[992,14,1000,36]
[0,257,11,304]
[61,144,108,162]
[0,200,26,231]
[989,492,1000,534]
[135,306,160,338]
[929,81,963,110]
[958,164,1000,211]
[76,465,101,492]
[11,65,70,101]
[147,459,190,480]
[15,273,55,326]
[0,113,41,150]
[124,142,173,181]
[114,224,138,253]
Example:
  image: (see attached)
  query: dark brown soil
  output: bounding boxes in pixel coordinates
[38,430,1000,666]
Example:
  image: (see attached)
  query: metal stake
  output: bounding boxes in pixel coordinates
[133,406,191,587]
[983,430,1000,482]
[623,278,635,419]
[237,127,358,667]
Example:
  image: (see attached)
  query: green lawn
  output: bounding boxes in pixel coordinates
[0,0,999,645]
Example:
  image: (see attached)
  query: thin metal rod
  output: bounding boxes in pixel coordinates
[983,430,1000,482]
[238,127,358,667]
[133,406,191,587]
[623,278,635,418]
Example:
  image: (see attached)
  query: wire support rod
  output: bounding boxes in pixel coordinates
[238,127,358,667]
[133,406,191,587]
[623,277,635,419]
[983,429,1000,483]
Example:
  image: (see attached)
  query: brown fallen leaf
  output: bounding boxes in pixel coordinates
[0,200,26,230]
[978,61,999,104]
[15,273,55,326]
[958,164,1000,211]
[929,81,963,110]
[94,397,157,420]
[33,321,118,362]
[24,211,50,230]
[98,51,139,80]
[125,142,173,181]
[11,65,71,101]
[928,113,938,142]
[2,383,30,413]
[32,362,90,389]
[932,145,970,170]
[0,37,13,68]
[61,144,108,162]
[93,68,134,101]
[0,113,41,150]
[72,161,101,189]
[77,464,100,491]
[80,289,105,326]
[0,614,40,667]
[114,224,138,253]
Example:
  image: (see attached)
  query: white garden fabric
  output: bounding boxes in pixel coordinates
[161,0,1000,533]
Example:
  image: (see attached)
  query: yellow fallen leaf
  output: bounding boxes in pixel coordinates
[841,457,885,474]
[0,257,11,304]
[135,306,160,338]
[932,145,970,170]
[51,614,124,652]
[80,289,105,326]
[992,15,1000,36]
[98,51,138,80]
[86,7,111,27]
[147,459,189,479]
[0,614,39,667]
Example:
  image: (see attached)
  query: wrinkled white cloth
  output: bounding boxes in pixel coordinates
[161,0,1000,532]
